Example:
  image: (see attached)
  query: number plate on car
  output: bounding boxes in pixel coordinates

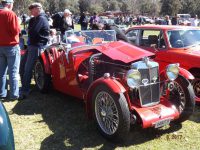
[154,118,171,128]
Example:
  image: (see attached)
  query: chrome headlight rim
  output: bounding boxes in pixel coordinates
[166,64,179,81]
[126,69,141,88]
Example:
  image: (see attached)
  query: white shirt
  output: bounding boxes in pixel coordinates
[191,18,199,26]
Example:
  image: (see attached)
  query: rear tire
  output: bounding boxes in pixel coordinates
[92,85,130,142]
[191,77,200,99]
[169,76,195,123]
[34,59,51,93]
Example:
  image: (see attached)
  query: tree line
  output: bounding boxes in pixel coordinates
[13,0,200,17]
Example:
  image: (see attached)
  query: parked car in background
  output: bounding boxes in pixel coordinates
[155,18,165,25]
[126,25,200,102]
[0,101,15,150]
[143,16,155,24]
[174,14,191,26]
[32,30,195,141]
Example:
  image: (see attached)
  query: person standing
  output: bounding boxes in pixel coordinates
[89,12,100,29]
[162,15,171,25]
[59,9,74,39]
[79,12,89,30]
[0,0,21,100]
[191,15,199,27]
[19,2,50,99]
[171,14,179,25]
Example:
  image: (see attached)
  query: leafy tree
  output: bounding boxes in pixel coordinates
[102,0,110,11]
[180,0,197,16]
[160,0,182,16]
[78,0,91,13]
[109,0,120,11]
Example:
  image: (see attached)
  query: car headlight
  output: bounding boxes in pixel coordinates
[126,69,141,88]
[166,64,179,81]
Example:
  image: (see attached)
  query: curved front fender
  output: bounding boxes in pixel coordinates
[179,67,194,80]
[0,102,15,150]
[85,77,126,118]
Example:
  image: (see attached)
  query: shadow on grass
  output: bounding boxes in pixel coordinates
[189,104,200,123]
[12,90,183,150]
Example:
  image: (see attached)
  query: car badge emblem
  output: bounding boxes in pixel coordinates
[152,76,158,82]
[142,78,149,86]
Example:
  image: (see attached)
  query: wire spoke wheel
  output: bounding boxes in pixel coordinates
[167,76,195,123]
[95,91,119,135]
[169,81,186,114]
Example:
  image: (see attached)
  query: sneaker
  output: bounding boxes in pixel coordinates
[0,97,7,101]
[9,96,19,101]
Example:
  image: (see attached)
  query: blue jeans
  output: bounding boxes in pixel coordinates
[0,45,20,99]
[21,45,45,94]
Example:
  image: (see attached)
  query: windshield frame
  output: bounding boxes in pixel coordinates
[64,30,117,48]
[167,29,200,49]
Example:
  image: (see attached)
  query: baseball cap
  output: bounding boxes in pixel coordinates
[64,9,72,15]
[1,0,14,3]
[28,2,42,10]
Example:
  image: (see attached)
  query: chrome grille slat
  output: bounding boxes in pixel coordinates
[131,59,160,107]
[139,67,160,106]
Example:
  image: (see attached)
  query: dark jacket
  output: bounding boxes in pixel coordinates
[79,14,88,27]
[28,13,50,46]
[104,24,130,43]
[59,16,74,34]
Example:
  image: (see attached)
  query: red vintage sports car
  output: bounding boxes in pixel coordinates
[33,30,195,141]
[126,25,200,102]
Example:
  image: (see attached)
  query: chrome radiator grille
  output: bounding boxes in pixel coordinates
[138,67,160,106]
[131,58,160,107]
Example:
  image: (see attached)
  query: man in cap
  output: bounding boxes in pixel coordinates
[0,0,21,100]
[19,2,50,99]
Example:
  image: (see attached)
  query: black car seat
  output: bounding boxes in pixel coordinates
[148,35,158,47]
[169,31,183,48]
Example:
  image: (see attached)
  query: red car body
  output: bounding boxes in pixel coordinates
[32,30,195,141]
[126,25,200,102]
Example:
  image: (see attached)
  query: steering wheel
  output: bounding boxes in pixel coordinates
[174,40,184,48]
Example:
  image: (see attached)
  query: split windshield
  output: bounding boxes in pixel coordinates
[64,30,116,46]
[167,29,200,48]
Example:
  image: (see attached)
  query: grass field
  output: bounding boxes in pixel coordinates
[3,82,200,150]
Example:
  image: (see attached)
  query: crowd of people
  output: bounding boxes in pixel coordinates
[0,0,200,101]
[0,0,128,101]
[0,1,50,100]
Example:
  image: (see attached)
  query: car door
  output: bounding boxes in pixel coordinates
[126,29,140,45]
[126,29,173,71]
[50,45,70,92]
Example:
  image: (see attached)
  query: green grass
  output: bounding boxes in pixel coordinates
[74,24,81,31]
[3,83,200,150]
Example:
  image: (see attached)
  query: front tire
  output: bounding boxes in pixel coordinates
[92,85,130,141]
[168,76,195,123]
[34,59,51,93]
